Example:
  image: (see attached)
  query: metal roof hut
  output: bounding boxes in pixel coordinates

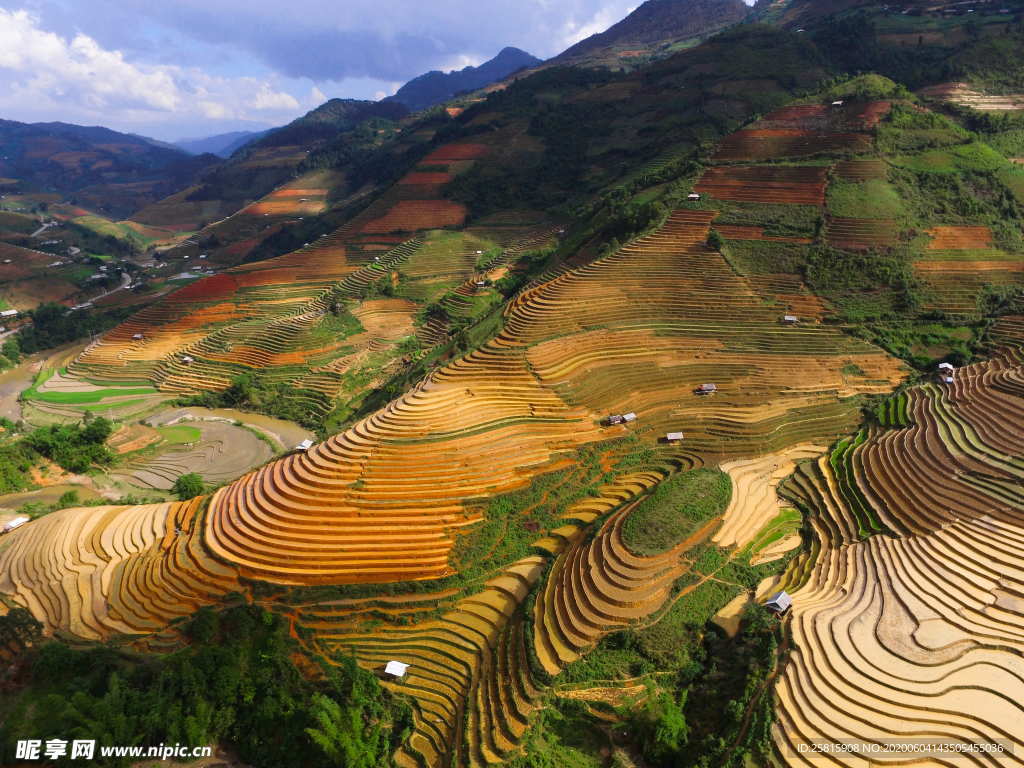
[765,590,792,614]
[295,439,314,452]
[696,383,717,395]
[782,315,799,324]
[938,362,955,373]
[665,432,685,443]
[384,661,409,679]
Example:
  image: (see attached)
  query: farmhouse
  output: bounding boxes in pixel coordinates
[1,516,29,534]
[0,309,17,318]
[782,314,799,324]
[384,660,409,679]
[688,193,702,201]
[607,412,638,425]
[132,333,144,340]
[181,355,194,364]
[666,432,685,443]
[295,439,314,452]
[938,362,955,374]
[765,590,792,614]
[696,383,718,395]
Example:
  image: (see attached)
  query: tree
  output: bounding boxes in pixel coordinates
[172,473,205,500]
[707,229,725,250]
[0,607,43,653]
[305,693,388,768]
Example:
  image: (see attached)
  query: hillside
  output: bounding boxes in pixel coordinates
[3,10,1024,768]
[132,99,410,236]
[387,47,542,111]
[552,0,750,67]
[0,119,218,218]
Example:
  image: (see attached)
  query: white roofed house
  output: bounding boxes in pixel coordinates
[765,590,792,614]
[295,439,314,452]
[665,432,685,443]
[384,660,409,679]
[696,383,717,395]
[2,516,30,534]
[781,314,799,324]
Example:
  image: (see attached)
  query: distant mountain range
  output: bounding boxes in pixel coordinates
[0,119,218,218]
[386,47,541,112]
[174,130,272,158]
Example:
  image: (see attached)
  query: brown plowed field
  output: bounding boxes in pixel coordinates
[928,225,994,250]
[696,165,827,205]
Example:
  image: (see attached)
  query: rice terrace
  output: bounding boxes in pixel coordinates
[2,1,1024,767]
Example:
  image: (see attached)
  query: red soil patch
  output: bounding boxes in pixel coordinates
[422,143,488,163]
[359,200,468,234]
[399,172,454,185]
[714,130,871,162]
[927,225,993,250]
[696,165,827,205]
[714,225,813,244]
[445,107,465,118]
[171,272,240,302]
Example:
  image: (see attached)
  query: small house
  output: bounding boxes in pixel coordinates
[384,661,409,679]
[688,193,701,201]
[938,362,955,373]
[666,432,685,443]
[622,412,637,423]
[182,355,195,364]
[0,309,17,318]
[696,383,717,395]
[831,100,845,107]
[131,333,144,340]
[765,590,792,614]
[295,439,314,452]
[199,254,208,259]
[782,315,799,325]
[1,516,30,534]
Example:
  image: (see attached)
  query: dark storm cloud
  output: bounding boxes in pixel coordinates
[5,0,643,82]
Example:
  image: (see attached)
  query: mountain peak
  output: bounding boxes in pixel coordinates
[387,47,541,112]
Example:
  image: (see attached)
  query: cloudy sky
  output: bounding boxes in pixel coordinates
[0,0,658,141]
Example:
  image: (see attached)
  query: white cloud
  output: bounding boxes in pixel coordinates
[250,83,300,110]
[0,8,308,134]
[562,4,636,48]
[309,85,328,105]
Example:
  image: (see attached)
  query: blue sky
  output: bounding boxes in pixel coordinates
[0,0,658,140]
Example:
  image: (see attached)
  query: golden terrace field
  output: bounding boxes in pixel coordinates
[0,202,906,765]
[7,82,1024,768]
[772,320,1024,763]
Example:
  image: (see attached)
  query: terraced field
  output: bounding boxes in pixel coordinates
[773,326,1024,763]
[696,165,827,205]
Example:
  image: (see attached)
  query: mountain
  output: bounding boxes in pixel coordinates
[0,119,219,218]
[175,130,271,158]
[386,47,541,111]
[553,0,750,66]
[132,98,410,233]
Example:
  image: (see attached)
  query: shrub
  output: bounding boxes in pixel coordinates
[172,473,205,500]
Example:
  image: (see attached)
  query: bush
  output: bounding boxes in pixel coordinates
[0,606,408,768]
[23,417,113,473]
[172,473,205,500]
